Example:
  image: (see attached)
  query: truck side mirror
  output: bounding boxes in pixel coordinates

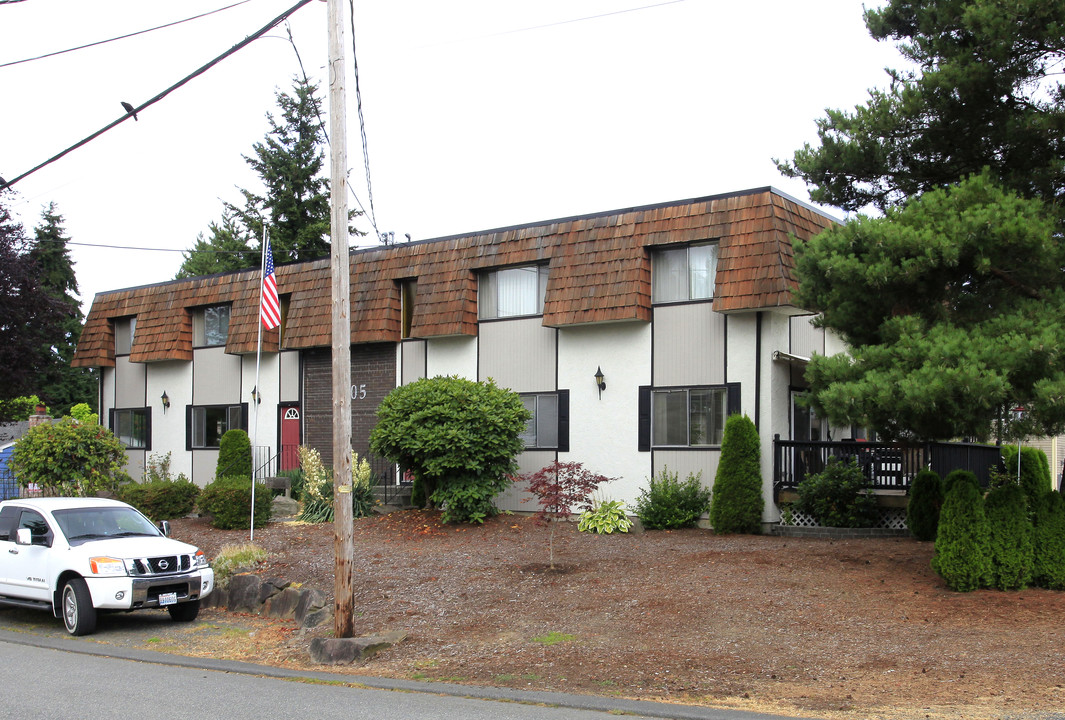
[157,520,171,537]
[15,527,31,545]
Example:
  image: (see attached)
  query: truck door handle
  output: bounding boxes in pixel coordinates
[8,548,18,554]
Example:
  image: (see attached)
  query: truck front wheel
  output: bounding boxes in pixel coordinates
[168,599,200,622]
[62,578,97,636]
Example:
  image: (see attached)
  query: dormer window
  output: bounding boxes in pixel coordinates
[193,305,230,347]
[479,265,549,319]
[651,242,718,304]
[114,317,136,355]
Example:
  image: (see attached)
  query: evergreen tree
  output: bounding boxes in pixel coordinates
[931,475,992,592]
[178,77,351,278]
[0,197,67,404]
[709,414,764,534]
[777,0,1065,214]
[1032,491,1065,590]
[1001,445,1053,512]
[30,203,96,416]
[984,483,1034,590]
[906,469,943,541]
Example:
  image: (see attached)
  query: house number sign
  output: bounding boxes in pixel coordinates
[350,384,368,400]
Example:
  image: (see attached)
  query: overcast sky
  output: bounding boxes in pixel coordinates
[1,0,904,312]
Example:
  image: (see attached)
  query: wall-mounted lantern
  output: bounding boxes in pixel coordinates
[594,366,606,400]
[160,391,170,413]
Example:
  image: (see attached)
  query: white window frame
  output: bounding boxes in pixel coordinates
[651,386,728,447]
[479,265,549,319]
[520,393,560,449]
[651,242,719,304]
[190,404,244,449]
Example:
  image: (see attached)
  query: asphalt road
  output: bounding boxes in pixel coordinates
[0,618,811,720]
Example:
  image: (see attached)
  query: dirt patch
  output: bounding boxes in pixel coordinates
[127,512,1065,718]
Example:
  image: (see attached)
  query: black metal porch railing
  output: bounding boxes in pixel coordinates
[773,436,1005,497]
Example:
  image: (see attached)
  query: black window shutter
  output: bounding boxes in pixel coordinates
[185,405,193,451]
[638,386,651,452]
[556,390,569,452]
[240,402,250,431]
[107,408,115,434]
[727,383,741,417]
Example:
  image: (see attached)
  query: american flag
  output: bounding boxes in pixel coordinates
[260,237,281,329]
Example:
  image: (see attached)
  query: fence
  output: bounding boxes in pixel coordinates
[773,436,1005,497]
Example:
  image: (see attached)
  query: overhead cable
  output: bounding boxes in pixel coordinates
[0,0,252,68]
[1,0,315,190]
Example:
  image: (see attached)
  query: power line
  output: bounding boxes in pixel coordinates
[349,0,378,237]
[0,1,252,68]
[1,0,316,191]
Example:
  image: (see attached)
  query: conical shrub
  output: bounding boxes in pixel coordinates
[709,414,763,534]
[984,483,1033,590]
[1032,491,1065,590]
[907,469,943,541]
[931,475,991,592]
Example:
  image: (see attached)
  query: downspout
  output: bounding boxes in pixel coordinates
[755,311,762,431]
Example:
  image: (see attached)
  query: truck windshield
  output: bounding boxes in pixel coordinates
[53,507,162,544]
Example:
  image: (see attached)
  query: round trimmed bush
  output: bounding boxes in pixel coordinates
[198,476,272,530]
[907,469,943,541]
[709,414,763,534]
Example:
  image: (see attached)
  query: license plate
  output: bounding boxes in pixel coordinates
[158,592,178,607]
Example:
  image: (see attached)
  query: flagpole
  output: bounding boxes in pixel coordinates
[251,228,267,541]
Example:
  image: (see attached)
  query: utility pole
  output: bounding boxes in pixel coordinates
[327,0,354,639]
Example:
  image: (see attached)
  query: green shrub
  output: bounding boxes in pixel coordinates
[931,476,992,592]
[709,414,763,534]
[578,499,632,534]
[116,479,199,521]
[633,467,711,530]
[68,402,97,424]
[198,476,272,530]
[794,457,879,528]
[296,447,377,523]
[942,469,980,496]
[907,469,943,541]
[216,429,252,479]
[1001,445,1052,512]
[984,483,1033,590]
[11,416,129,496]
[212,543,268,588]
[370,376,530,524]
[277,469,304,501]
[1032,490,1065,590]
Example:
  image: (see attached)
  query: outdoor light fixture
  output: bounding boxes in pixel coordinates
[160,391,170,412]
[251,386,261,405]
[594,366,606,399]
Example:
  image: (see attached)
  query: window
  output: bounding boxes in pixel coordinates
[518,391,569,450]
[651,242,718,304]
[110,408,150,450]
[193,305,230,347]
[400,279,418,338]
[188,404,245,449]
[479,265,549,319]
[638,384,739,451]
[114,317,136,355]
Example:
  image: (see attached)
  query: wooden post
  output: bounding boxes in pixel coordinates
[327,0,354,639]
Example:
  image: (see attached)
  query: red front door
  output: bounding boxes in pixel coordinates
[280,406,301,471]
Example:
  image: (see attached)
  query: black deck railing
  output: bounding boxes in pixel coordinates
[773,436,1004,497]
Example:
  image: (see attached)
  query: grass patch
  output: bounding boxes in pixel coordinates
[212,543,268,588]
[495,674,517,682]
[531,631,577,646]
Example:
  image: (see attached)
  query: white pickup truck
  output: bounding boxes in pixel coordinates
[0,497,214,636]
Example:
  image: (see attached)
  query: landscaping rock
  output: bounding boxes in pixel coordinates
[309,630,407,665]
[272,495,299,518]
[227,573,262,613]
[262,586,302,619]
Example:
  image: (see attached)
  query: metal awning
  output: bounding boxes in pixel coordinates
[772,350,810,366]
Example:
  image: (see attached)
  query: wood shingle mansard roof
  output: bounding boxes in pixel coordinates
[72,187,836,369]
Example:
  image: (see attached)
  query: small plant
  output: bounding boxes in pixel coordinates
[212,543,268,588]
[198,476,273,530]
[632,467,711,530]
[519,461,618,568]
[794,457,879,528]
[906,469,943,541]
[709,414,764,534]
[578,498,633,534]
[297,447,377,523]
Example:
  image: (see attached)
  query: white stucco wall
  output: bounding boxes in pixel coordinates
[425,336,478,380]
[144,360,194,481]
[557,321,651,506]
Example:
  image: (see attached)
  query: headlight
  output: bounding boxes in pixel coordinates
[192,549,209,569]
[89,556,128,576]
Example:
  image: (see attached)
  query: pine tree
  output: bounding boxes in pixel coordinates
[931,474,992,592]
[984,483,1034,590]
[176,210,257,278]
[30,203,96,416]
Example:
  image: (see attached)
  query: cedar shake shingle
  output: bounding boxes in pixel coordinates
[72,187,835,368]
